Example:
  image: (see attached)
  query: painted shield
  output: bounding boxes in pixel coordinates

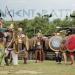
[65,35,75,52]
[49,36,63,51]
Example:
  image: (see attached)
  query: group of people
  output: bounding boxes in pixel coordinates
[0,18,75,66]
[0,18,29,66]
[0,18,46,66]
[53,32,75,65]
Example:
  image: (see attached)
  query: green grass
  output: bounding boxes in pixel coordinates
[0,60,75,75]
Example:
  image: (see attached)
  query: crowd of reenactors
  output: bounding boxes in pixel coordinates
[0,18,29,66]
[0,17,75,66]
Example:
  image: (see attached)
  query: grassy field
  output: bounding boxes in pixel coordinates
[0,60,75,75]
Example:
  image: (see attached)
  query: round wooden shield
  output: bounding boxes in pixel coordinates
[49,36,63,51]
[65,35,75,52]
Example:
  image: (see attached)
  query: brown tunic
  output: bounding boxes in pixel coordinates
[35,37,43,50]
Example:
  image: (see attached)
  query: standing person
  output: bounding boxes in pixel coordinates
[65,32,75,65]
[0,32,5,66]
[4,30,12,66]
[17,28,29,64]
[35,30,45,63]
[4,24,14,65]
[4,24,18,65]
[60,38,67,64]
[54,33,62,64]
[0,18,6,66]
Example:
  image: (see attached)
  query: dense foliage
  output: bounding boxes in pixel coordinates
[4,13,75,37]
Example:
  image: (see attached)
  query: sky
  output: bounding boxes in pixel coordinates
[0,0,75,20]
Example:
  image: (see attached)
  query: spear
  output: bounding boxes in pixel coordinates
[6,6,13,22]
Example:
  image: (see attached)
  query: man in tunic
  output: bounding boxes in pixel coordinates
[35,30,44,63]
[4,24,18,65]
[4,24,14,65]
[17,27,29,64]
[54,33,62,64]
